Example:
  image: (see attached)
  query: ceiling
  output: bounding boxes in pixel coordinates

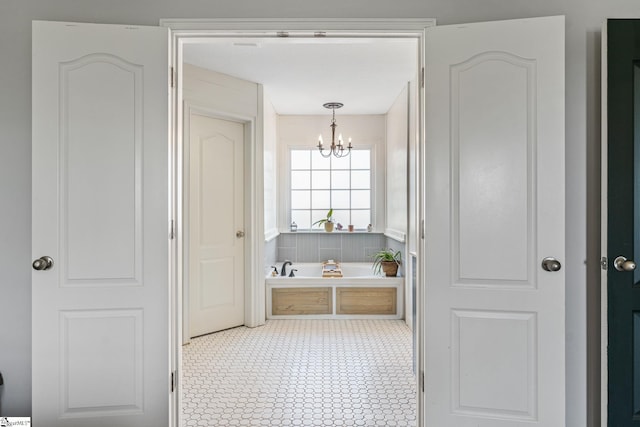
[182,37,418,115]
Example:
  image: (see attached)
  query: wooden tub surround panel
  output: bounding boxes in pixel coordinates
[272,287,332,315]
[336,287,397,315]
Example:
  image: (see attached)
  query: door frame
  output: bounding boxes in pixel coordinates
[600,19,608,427]
[181,101,257,343]
[163,18,434,427]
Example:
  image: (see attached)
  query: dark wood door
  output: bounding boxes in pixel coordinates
[607,19,640,427]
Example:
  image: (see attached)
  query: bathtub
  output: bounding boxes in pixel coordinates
[266,262,404,319]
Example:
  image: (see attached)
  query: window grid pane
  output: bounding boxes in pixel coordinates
[291,171,311,189]
[291,148,371,229]
[291,150,311,170]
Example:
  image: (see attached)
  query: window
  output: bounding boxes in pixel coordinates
[290,148,371,230]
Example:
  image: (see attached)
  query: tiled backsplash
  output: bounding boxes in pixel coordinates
[277,232,387,263]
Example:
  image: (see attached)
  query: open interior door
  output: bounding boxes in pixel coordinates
[187,111,246,338]
[424,16,565,426]
[32,21,171,426]
[603,18,640,427]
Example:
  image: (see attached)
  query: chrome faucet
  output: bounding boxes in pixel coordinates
[280,260,292,277]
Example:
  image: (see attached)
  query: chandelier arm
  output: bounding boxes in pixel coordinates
[318,102,351,159]
[318,147,332,158]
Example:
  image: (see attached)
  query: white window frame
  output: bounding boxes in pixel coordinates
[280,141,384,232]
[288,146,375,230]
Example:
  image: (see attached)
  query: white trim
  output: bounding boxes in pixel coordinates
[264,228,280,242]
[384,228,406,243]
[417,26,427,427]
[168,27,181,427]
[184,104,258,126]
[161,18,436,34]
[180,101,260,336]
[600,18,608,427]
[248,84,266,327]
[164,19,435,427]
[279,139,289,232]
[283,142,378,231]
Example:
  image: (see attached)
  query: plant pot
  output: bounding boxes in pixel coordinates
[381,261,398,277]
[324,222,334,232]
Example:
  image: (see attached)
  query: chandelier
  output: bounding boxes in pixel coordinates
[317,102,352,158]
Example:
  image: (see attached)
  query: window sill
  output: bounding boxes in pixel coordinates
[279,230,382,235]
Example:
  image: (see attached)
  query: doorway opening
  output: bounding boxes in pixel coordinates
[166,19,432,427]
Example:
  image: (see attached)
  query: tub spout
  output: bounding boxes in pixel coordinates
[280,260,293,277]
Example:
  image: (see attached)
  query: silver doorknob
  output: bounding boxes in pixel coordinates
[541,257,562,272]
[614,256,636,272]
[32,256,54,271]
[236,230,245,238]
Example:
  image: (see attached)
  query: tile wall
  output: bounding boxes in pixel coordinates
[276,232,387,264]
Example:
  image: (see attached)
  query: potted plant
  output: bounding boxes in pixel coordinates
[312,209,335,232]
[371,248,402,277]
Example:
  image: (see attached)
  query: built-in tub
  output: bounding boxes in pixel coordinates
[266,262,404,319]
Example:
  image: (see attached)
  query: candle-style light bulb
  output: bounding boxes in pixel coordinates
[318,134,324,148]
[338,133,343,146]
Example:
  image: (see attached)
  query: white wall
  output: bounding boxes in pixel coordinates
[385,85,409,241]
[385,86,412,331]
[181,63,263,334]
[263,92,278,242]
[183,63,259,117]
[3,1,638,424]
[407,79,419,256]
[277,114,386,231]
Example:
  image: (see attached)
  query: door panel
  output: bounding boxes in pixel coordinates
[61,54,142,283]
[32,21,169,426]
[454,52,533,284]
[606,19,640,427]
[188,114,245,337]
[424,16,565,426]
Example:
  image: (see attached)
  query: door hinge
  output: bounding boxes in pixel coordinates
[420,219,425,239]
[171,370,176,393]
[169,219,175,240]
[170,67,175,88]
[601,256,608,270]
[420,371,425,393]
[421,67,425,88]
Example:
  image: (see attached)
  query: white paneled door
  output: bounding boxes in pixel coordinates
[32,21,170,426]
[424,16,565,426]
[188,113,245,337]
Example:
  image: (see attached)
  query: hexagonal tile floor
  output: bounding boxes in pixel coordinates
[182,319,416,426]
